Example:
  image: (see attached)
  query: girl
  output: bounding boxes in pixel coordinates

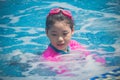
[42,7,105,64]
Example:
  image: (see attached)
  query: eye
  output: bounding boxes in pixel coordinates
[63,32,68,36]
[51,34,57,36]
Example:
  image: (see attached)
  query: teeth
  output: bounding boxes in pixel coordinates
[58,44,63,46]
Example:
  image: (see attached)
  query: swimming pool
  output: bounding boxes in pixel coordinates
[0,0,120,80]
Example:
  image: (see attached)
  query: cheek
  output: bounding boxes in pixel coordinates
[49,37,55,42]
[64,34,72,42]
[67,33,72,38]
[48,36,57,43]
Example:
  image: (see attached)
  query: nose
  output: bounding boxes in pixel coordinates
[58,36,64,42]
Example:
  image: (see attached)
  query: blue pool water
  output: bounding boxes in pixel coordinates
[0,0,120,80]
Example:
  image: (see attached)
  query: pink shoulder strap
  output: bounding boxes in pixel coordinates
[42,46,60,61]
[69,40,85,50]
[69,40,90,56]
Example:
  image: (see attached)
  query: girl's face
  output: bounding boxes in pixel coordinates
[47,21,74,52]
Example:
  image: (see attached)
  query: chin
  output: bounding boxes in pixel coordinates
[57,47,66,51]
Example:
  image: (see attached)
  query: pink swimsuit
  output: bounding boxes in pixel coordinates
[42,40,105,74]
[42,40,105,64]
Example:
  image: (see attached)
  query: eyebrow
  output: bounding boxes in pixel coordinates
[51,30,69,33]
[63,30,69,33]
[51,31,57,33]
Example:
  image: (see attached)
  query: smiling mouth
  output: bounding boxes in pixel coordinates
[57,44,64,46]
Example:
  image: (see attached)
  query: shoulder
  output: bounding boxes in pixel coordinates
[69,40,85,50]
[42,46,58,58]
[42,46,61,61]
[69,40,80,45]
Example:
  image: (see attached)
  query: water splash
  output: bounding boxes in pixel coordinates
[0,50,119,80]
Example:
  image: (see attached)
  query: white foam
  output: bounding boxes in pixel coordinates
[2,14,30,24]
[0,34,16,37]
[0,49,119,79]
[106,2,119,6]
[27,28,38,34]
[49,2,81,11]
[19,6,39,13]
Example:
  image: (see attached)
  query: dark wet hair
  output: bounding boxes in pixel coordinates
[46,8,74,32]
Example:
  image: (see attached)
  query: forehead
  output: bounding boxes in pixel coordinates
[50,21,71,30]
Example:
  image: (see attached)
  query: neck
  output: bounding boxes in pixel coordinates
[49,43,70,54]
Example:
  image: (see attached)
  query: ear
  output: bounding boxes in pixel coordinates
[71,28,74,35]
[45,29,49,37]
